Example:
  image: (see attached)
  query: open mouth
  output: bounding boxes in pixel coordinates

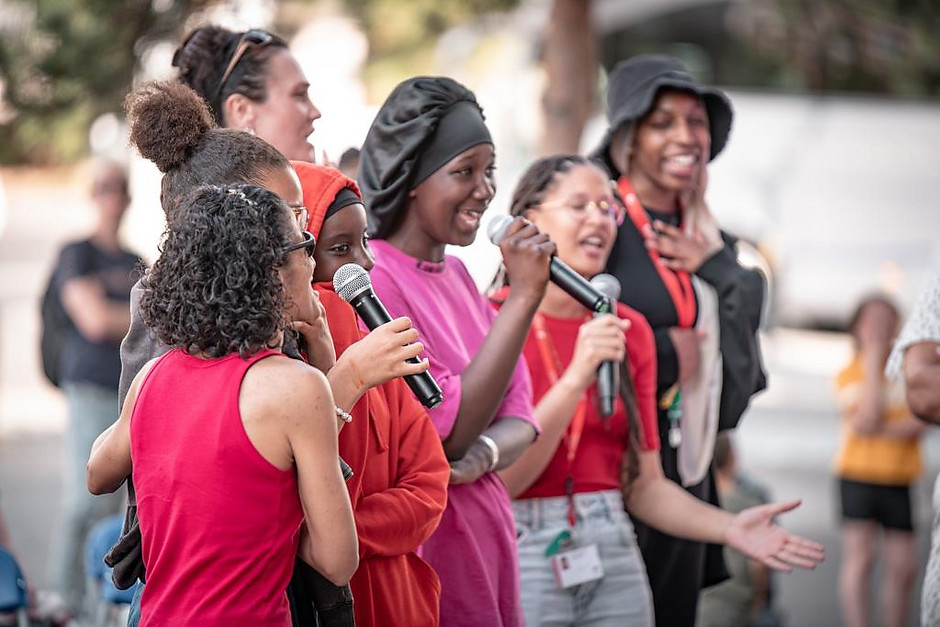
[458,207,485,230]
[578,234,609,255]
[663,153,700,177]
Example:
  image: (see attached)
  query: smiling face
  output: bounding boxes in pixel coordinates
[526,163,618,279]
[397,143,496,257]
[311,202,374,283]
[631,90,710,197]
[247,50,321,162]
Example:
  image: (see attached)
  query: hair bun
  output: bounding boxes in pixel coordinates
[125,80,216,173]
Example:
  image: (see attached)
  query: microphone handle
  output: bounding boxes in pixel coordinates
[594,297,619,417]
[348,290,444,409]
[549,257,607,313]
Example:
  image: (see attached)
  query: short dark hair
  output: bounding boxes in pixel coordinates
[124,80,289,219]
[172,25,289,125]
[141,184,294,359]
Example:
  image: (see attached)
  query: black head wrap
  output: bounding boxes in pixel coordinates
[359,76,491,239]
[326,187,361,220]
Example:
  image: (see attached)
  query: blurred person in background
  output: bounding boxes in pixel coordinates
[697,433,779,627]
[493,156,821,627]
[592,54,767,625]
[172,25,321,162]
[359,76,553,627]
[87,184,359,625]
[835,295,925,627]
[886,275,940,625]
[47,160,141,618]
[338,147,361,180]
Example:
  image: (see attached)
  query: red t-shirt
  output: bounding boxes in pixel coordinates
[131,349,303,627]
[515,302,660,499]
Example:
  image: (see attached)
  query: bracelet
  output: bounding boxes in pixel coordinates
[477,434,500,472]
[335,406,353,424]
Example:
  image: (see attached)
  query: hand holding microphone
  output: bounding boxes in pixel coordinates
[487,216,556,304]
[333,263,444,408]
[488,215,608,313]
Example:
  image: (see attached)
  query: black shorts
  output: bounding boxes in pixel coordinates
[839,478,914,531]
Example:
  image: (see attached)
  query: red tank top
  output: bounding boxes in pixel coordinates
[130,348,303,627]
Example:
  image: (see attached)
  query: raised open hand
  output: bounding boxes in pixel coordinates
[724,499,825,572]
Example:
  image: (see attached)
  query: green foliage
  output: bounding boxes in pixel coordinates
[343,0,518,56]
[0,0,213,165]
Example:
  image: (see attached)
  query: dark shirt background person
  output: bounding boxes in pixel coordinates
[47,160,141,617]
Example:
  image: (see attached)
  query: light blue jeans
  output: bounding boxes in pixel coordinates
[514,490,654,627]
[49,382,123,615]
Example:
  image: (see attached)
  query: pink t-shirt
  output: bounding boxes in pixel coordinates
[369,240,537,627]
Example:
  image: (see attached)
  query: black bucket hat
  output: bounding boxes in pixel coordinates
[594,54,733,174]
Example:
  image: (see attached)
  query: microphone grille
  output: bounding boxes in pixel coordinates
[487,215,513,245]
[590,273,621,302]
[333,263,372,303]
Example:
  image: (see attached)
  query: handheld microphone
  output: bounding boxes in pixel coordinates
[333,263,444,409]
[487,215,608,313]
[590,274,622,417]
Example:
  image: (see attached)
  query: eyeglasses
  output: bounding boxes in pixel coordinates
[216,29,274,98]
[535,195,626,226]
[291,205,309,229]
[284,230,316,258]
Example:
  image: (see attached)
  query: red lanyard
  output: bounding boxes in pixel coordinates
[533,312,587,526]
[618,177,697,328]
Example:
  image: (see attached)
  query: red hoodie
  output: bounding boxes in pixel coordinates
[292,161,450,626]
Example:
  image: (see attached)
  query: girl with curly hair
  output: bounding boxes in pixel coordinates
[113,80,427,626]
[87,184,359,625]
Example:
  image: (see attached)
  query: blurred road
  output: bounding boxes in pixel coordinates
[1,328,937,626]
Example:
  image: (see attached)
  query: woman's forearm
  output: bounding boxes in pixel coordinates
[484,417,538,471]
[445,293,540,458]
[499,376,582,497]
[626,451,732,544]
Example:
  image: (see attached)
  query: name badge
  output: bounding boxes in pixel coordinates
[549,544,604,589]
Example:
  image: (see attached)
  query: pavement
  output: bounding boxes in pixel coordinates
[1,328,938,626]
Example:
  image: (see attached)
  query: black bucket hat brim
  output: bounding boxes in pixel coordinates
[594,57,733,173]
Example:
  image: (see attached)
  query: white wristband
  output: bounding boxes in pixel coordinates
[335,406,353,424]
[478,434,500,472]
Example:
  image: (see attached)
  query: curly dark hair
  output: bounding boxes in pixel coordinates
[172,25,289,125]
[140,184,295,359]
[124,80,288,218]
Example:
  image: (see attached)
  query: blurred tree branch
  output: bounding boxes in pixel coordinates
[0,0,215,165]
[539,0,596,156]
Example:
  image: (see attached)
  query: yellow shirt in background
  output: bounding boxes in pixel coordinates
[833,356,922,486]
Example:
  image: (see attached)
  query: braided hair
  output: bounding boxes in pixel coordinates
[495,154,643,489]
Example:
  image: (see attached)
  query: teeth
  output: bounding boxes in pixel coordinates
[668,154,696,166]
[582,236,604,248]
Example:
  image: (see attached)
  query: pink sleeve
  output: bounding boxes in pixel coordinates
[367,264,462,440]
[469,275,538,434]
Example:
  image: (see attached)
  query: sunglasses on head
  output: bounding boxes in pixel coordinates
[284,230,316,258]
[216,29,274,99]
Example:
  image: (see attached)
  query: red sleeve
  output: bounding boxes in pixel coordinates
[619,304,660,451]
[353,378,450,560]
